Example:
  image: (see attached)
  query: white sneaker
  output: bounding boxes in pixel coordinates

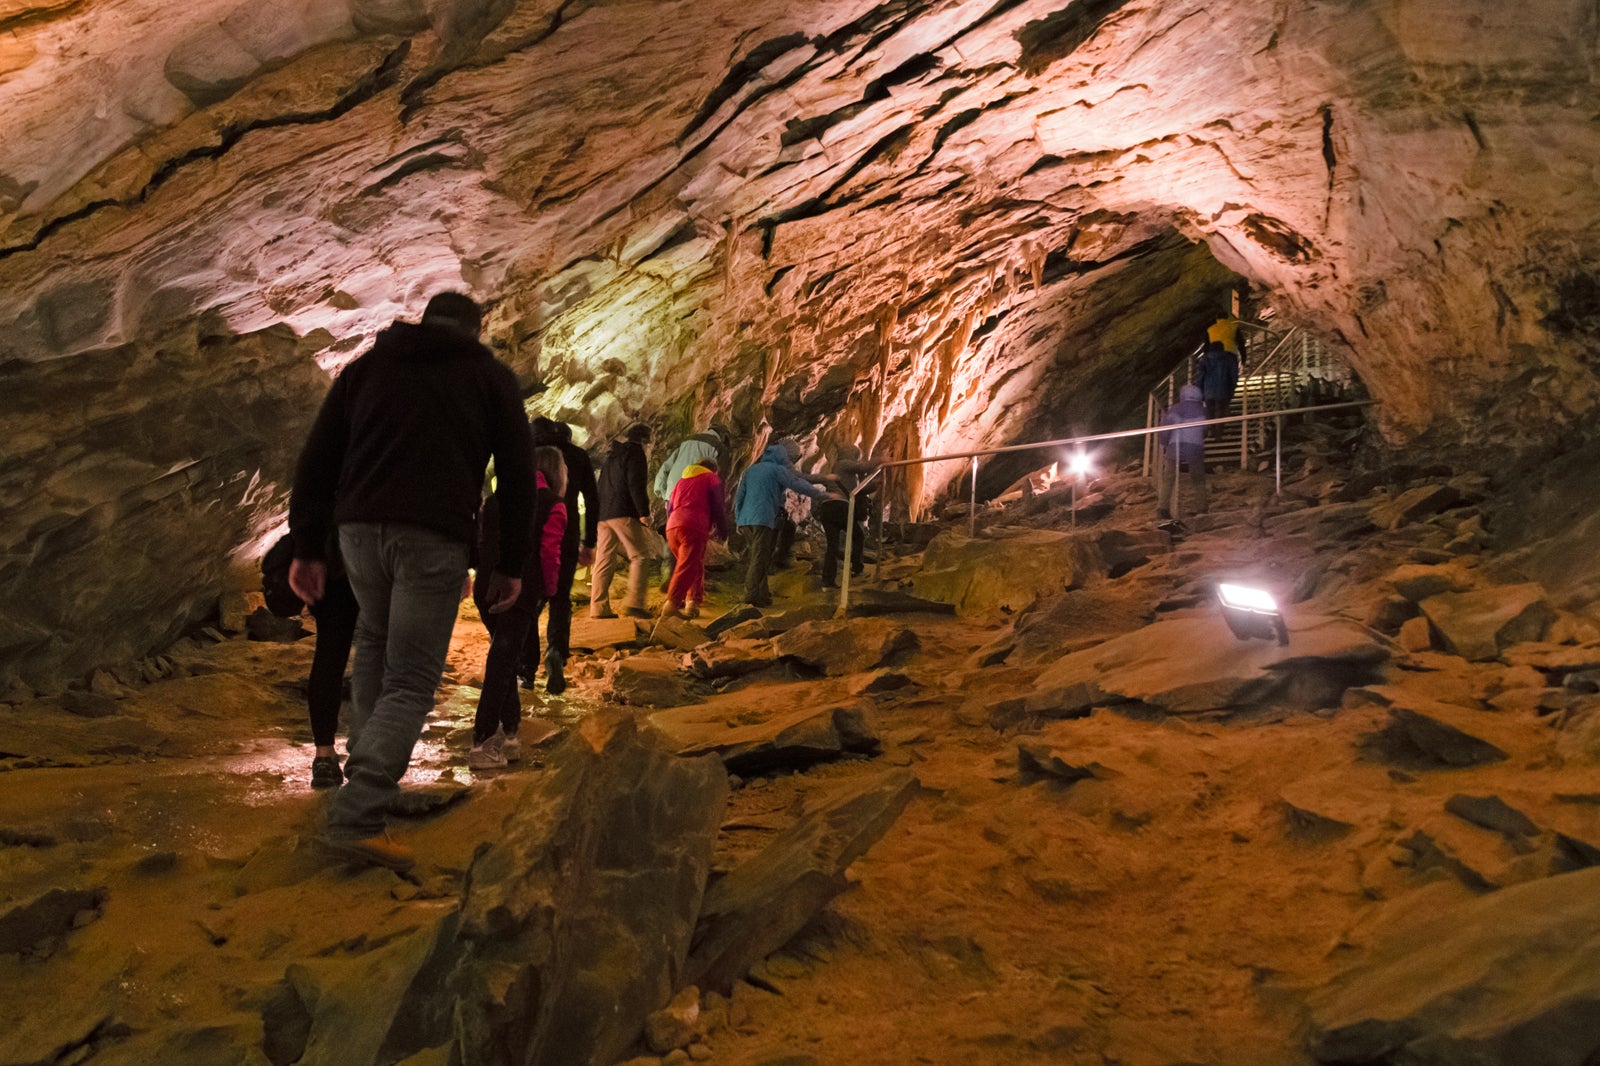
[468,732,507,770]
[502,733,522,763]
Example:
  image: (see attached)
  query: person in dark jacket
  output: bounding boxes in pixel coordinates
[1195,340,1240,420]
[1156,383,1208,525]
[470,445,567,769]
[288,291,532,871]
[523,417,596,694]
[663,457,732,618]
[590,422,654,619]
[733,439,825,607]
[815,444,880,589]
[261,532,358,788]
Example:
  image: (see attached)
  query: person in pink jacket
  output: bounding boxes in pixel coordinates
[469,445,568,769]
[663,458,731,619]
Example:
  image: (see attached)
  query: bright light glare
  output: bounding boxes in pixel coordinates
[1068,451,1092,477]
[1218,583,1278,613]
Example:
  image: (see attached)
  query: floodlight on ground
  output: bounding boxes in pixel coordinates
[1216,582,1289,645]
[1068,450,1092,478]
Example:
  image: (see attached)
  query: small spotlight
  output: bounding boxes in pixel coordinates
[1216,582,1289,645]
[1068,451,1092,478]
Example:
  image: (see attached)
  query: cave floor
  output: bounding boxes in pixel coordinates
[4,462,1600,1066]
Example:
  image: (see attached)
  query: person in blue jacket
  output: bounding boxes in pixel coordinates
[1156,383,1208,525]
[1194,340,1240,420]
[733,439,825,607]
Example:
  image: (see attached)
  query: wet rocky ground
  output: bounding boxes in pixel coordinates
[5,419,1600,1065]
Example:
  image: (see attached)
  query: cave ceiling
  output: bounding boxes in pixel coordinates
[2,0,1599,687]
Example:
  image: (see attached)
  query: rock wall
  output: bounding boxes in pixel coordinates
[2,0,1598,686]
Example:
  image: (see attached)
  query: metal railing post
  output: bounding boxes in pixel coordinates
[1239,374,1250,470]
[1142,394,1154,477]
[839,491,858,617]
[1275,414,1283,496]
[968,456,979,537]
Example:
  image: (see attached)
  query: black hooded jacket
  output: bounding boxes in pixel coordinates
[289,321,534,577]
[530,420,599,551]
[597,438,651,521]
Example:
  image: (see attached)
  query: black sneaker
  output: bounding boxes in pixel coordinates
[311,756,343,789]
[545,650,567,695]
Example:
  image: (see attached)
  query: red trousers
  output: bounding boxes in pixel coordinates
[665,526,709,608]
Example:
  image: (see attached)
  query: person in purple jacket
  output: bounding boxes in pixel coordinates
[1156,383,1208,526]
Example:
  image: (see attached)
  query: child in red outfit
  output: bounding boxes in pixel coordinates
[664,458,731,618]
[469,445,568,768]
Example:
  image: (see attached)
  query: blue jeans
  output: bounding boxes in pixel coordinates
[328,523,468,841]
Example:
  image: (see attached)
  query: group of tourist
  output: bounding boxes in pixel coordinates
[279,292,878,869]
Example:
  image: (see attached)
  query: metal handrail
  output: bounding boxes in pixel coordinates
[837,398,1376,615]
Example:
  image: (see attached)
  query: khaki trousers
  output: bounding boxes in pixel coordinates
[591,517,653,614]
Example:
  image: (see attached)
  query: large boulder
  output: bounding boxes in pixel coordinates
[452,714,729,1066]
[912,529,1109,618]
[1310,867,1600,1064]
[1025,614,1388,718]
[267,714,729,1066]
[1419,584,1557,661]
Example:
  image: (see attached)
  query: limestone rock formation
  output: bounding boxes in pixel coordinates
[4,0,1600,686]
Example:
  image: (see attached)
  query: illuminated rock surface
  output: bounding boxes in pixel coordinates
[4,2,1600,1062]
[4,0,1600,685]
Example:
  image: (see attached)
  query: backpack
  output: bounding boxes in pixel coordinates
[260,534,304,618]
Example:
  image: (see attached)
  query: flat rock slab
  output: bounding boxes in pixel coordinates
[1419,583,1556,662]
[685,769,918,994]
[771,618,919,677]
[1026,614,1388,718]
[843,589,956,617]
[571,616,643,651]
[651,700,879,775]
[0,885,103,955]
[388,781,475,818]
[1016,741,1116,785]
[605,654,710,708]
[1369,483,1461,530]
[1503,642,1600,673]
[1366,702,1510,769]
[1310,866,1600,1064]
[704,606,762,639]
[649,617,710,652]
[686,639,780,680]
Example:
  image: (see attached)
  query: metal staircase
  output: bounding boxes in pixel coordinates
[1143,325,1354,474]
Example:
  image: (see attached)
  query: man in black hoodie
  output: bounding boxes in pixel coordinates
[590,422,655,618]
[288,292,533,870]
[523,417,597,693]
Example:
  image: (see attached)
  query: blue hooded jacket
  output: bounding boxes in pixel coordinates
[1159,384,1207,464]
[1194,343,1239,405]
[733,444,825,528]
